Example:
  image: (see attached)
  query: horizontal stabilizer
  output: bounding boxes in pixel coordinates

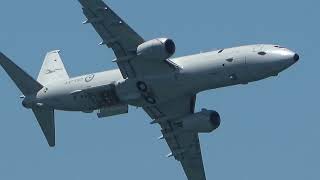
[32,107,55,147]
[0,52,43,95]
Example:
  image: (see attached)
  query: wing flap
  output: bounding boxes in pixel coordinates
[160,122,206,180]
[181,157,207,180]
[143,95,207,180]
[79,0,176,79]
[79,0,144,78]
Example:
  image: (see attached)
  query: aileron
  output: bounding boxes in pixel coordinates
[143,95,207,180]
[79,0,144,78]
[2,2,300,180]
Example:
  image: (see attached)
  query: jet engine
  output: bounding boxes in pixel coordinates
[137,38,176,60]
[182,109,221,133]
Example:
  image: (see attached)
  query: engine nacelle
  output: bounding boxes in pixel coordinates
[182,109,221,133]
[137,38,176,60]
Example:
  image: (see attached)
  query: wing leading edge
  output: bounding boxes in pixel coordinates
[79,0,176,79]
[79,0,144,78]
[78,1,207,179]
[144,95,207,180]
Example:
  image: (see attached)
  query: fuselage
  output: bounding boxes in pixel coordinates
[26,44,298,112]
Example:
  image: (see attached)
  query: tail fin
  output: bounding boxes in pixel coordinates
[0,52,43,95]
[32,107,55,147]
[0,52,55,147]
[37,50,69,85]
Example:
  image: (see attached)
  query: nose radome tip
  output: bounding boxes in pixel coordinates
[293,53,300,62]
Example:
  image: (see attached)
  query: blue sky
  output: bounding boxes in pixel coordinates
[0,0,318,179]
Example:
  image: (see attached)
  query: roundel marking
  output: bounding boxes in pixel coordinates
[85,74,95,82]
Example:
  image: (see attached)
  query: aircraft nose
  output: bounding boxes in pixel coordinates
[293,53,300,62]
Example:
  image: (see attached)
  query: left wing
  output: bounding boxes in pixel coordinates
[144,95,207,180]
[79,0,175,79]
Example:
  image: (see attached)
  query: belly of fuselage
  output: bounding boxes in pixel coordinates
[39,69,125,111]
[171,47,261,92]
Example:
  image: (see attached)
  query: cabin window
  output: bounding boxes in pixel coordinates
[258,51,266,56]
[226,58,233,62]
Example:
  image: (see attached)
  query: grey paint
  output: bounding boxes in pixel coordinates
[0,0,299,180]
[0,43,298,180]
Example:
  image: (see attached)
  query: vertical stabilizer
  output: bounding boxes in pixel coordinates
[32,107,55,147]
[0,52,43,95]
[37,50,69,85]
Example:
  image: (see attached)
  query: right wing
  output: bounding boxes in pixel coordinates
[79,0,144,78]
[144,95,207,180]
[79,0,176,79]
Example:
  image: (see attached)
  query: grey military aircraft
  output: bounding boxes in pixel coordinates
[0,0,299,180]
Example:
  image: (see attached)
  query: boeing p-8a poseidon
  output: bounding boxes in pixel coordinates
[0,1,299,180]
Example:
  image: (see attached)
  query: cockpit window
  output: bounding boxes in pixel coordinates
[258,51,267,55]
[218,49,224,53]
[274,45,285,48]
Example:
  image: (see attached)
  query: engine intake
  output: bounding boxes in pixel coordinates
[137,38,176,60]
[164,39,176,55]
[182,109,221,133]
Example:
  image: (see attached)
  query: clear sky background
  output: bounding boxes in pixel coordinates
[0,0,318,180]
